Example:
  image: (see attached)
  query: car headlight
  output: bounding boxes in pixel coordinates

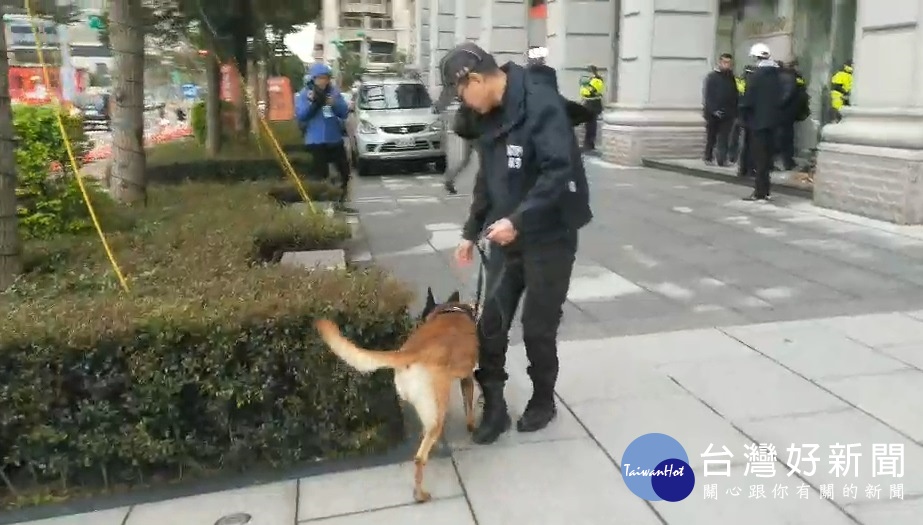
[428,120,443,132]
[358,120,377,134]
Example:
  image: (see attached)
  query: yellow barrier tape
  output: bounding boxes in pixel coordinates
[24,0,130,292]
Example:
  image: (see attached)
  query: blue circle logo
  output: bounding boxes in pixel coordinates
[621,433,695,502]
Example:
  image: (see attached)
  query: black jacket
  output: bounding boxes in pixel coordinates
[461,62,593,248]
[703,69,738,118]
[739,61,785,131]
[779,67,809,122]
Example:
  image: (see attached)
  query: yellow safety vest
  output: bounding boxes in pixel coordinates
[580,77,605,100]
[830,69,853,109]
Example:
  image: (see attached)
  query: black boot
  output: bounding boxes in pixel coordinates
[516,367,557,432]
[472,379,511,445]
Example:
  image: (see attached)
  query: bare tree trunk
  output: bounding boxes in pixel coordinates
[109,0,147,205]
[0,20,21,290]
[204,51,222,157]
[232,31,249,139]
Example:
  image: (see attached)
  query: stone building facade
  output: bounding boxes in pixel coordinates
[415,0,923,225]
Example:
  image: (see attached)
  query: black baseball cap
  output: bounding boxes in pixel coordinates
[434,42,498,111]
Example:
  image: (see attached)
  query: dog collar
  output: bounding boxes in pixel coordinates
[434,304,477,321]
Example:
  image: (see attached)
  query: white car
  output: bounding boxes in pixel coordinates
[346,74,446,177]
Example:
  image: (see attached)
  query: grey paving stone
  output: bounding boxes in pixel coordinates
[571,394,753,468]
[819,369,923,443]
[280,250,346,270]
[592,328,759,366]
[842,496,923,525]
[590,309,753,337]
[306,496,475,525]
[739,296,923,325]
[785,265,916,298]
[820,313,923,347]
[721,323,911,380]
[554,343,688,404]
[125,481,296,525]
[453,439,660,525]
[14,509,129,525]
[874,343,923,370]
[574,293,688,321]
[737,409,923,499]
[746,245,843,271]
[661,353,849,421]
[654,464,856,525]
[297,459,462,521]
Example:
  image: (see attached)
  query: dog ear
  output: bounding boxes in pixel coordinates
[447,290,460,303]
[421,287,437,319]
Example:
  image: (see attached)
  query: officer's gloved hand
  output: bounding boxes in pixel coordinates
[713,110,725,119]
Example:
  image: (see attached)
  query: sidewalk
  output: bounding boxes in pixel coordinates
[643,158,814,196]
[17,310,923,525]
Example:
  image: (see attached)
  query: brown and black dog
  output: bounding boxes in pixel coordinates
[314,288,478,503]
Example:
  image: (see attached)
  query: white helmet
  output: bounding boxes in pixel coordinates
[749,43,771,59]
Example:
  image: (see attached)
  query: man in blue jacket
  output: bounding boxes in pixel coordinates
[441,42,593,445]
[295,63,352,208]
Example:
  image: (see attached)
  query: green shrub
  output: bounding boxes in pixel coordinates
[189,99,234,145]
[0,180,413,507]
[146,122,331,191]
[13,104,100,240]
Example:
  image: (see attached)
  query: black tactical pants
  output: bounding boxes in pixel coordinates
[475,234,577,392]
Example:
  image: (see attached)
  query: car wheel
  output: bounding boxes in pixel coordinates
[433,156,447,174]
[357,159,374,177]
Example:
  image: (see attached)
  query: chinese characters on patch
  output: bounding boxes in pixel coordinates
[700,443,905,501]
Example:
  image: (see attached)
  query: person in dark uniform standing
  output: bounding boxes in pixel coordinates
[776,59,809,171]
[727,65,749,164]
[436,42,593,445]
[738,43,787,201]
[702,53,738,166]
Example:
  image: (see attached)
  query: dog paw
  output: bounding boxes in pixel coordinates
[413,489,432,503]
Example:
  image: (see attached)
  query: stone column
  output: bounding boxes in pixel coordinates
[322,0,339,64]
[428,0,439,91]
[813,0,923,224]
[545,0,617,101]
[600,0,718,165]
[455,0,467,42]
[418,0,432,80]
[481,0,529,65]
[393,0,412,56]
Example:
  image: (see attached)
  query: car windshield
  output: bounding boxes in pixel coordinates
[75,94,105,109]
[359,83,431,110]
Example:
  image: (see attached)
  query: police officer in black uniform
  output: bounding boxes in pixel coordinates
[435,42,593,445]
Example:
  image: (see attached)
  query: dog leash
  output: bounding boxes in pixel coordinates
[473,240,488,316]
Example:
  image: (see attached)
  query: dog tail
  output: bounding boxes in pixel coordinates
[314,319,417,372]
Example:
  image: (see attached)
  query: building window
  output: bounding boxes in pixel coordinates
[369,17,393,29]
[341,15,363,28]
[368,40,395,62]
[343,40,362,54]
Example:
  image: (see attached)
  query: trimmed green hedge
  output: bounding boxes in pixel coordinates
[0,180,412,507]
[146,122,330,190]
